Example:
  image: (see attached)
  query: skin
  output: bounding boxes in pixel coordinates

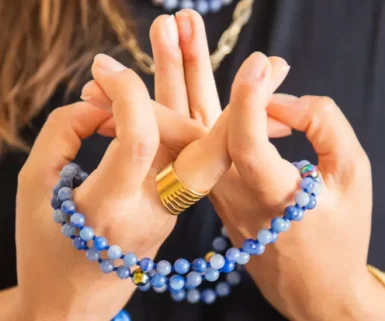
[1,8,384,321]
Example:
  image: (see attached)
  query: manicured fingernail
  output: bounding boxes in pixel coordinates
[271,93,299,104]
[166,15,179,47]
[94,54,126,72]
[281,65,291,73]
[175,11,192,40]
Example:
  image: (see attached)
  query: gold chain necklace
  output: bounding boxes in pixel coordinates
[106,0,254,75]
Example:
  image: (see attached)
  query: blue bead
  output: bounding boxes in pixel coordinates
[284,205,301,221]
[205,267,219,282]
[123,253,137,267]
[169,275,185,291]
[61,223,76,237]
[156,260,172,276]
[192,258,207,273]
[253,241,266,255]
[212,236,227,252]
[242,239,257,254]
[180,0,194,8]
[73,175,82,188]
[282,218,291,231]
[225,247,240,262]
[140,258,154,272]
[201,289,216,304]
[186,271,202,288]
[107,245,122,260]
[53,184,60,196]
[58,187,73,202]
[221,226,228,237]
[220,260,235,273]
[196,0,210,14]
[138,282,151,292]
[163,0,178,11]
[271,217,287,233]
[79,172,88,182]
[297,160,310,170]
[116,266,131,279]
[187,289,200,304]
[72,236,86,250]
[112,310,131,321]
[236,252,250,265]
[79,226,94,241]
[70,212,85,227]
[171,289,186,302]
[61,200,76,215]
[86,248,100,262]
[93,236,108,251]
[226,271,241,285]
[300,177,315,192]
[151,273,167,288]
[153,284,167,293]
[295,191,310,207]
[60,167,76,180]
[306,195,317,210]
[100,259,114,273]
[257,229,273,245]
[51,196,61,210]
[174,258,190,274]
[53,209,66,224]
[270,231,279,244]
[292,208,305,221]
[216,282,231,297]
[210,254,225,270]
[209,0,222,12]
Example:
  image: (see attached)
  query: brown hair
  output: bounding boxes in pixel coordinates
[0,0,131,154]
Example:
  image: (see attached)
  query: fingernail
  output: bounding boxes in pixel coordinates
[240,53,269,83]
[81,81,93,97]
[166,15,179,47]
[271,93,299,104]
[281,65,291,73]
[175,11,192,40]
[94,54,126,72]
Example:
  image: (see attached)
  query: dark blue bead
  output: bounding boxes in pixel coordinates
[306,195,317,210]
[53,185,60,196]
[51,196,61,210]
[220,260,235,273]
[73,175,83,188]
[192,258,207,273]
[112,311,131,321]
[93,236,108,251]
[73,236,86,250]
[140,258,154,272]
[242,239,257,254]
[151,273,167,288]
[80,172,89,182]
[284,205,301,221]
[59,177,73,189]
[61,200,76,215]
[292,208,305,221]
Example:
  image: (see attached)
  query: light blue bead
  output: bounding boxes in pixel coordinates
[257,229,273,245]
[61,200,76,215]
[138,282,151,292]
[295,191,310,207]
[151,273,166,288]
[210,254,225,270]
[242,239,257,254]
[180,0,194,9]
[216,282,231,297]
[300,177,315,192]
[174,258,190,274]
[297,160,310,169]
[205,267,219,282]
[53,209,66,224]
[112,310,131,321]
[123,253,137,267]
[116,266,131,279]
[212,236,227,252]
[58,177,73,189]
[108,245,122,260]
[60,166,76,179]
[186,271,202,288]
[100,259,114,273]
[196,0,209,14]
[171,289,186,302]
[226,247,240,262]
[58,187,73,202]
[312,182,323,196]
[271,217,286,233]
[253,241,266,255]
[163,0,178,11]
[201,289,216,304]
[80,226,94,241]
[292,208,305,221]
[283,218,291,231]
[153,284,167,293]
[157,260,172,276]
[270,231,279,244]
[306,195,317,210]
[93,236,108,251]
[140,258,154,272]
[192,258,207,273]
[226,271,241,285]
[169,275,185,291]
[70,213,85,228]
[187,289,200,304]
[236,252,250,265]
[72,236,86,250]
[61,223,76,237]
[209,0,222,12]
[86,248,100,262]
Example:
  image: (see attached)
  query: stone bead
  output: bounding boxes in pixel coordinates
[205,267,219,282]
[138,282,151,292]
[216,282,231,297]
[80,226,94,241]
[187,289,200,304]
[116,266,131,279]
[163,0,178,11]
[51,196,61,210]
[53,209,66,224]
[196,0,209,14]
[284,205,301,221]
[60,167,77,180]
[171,289,186,302]
[180,0,194,9]
[70,212,85,228]
[201,289,216,304]
[297,160,310,169]
[282,218,291,231]
[174,258,190,274]
[58,187,73,202]
[169,275,185,291]
[156,260,172,276]
[73,175,83,188]
[301,164,319,179]
[293,208,305,221]
[61,200,76,215]
[186,271,202,288]
[236,252,250,265]
[151,273,167,288]
[226,271,241,285]
[223,0,233,4]
[112,310,131,321]
[205,251,215,262]
[53,184,60,196]
[270,231,279,244]
[209,0,222,12]
[153,284,167,293]
[220,260,235,273]
[226,247,240,262]
[132,268,150,286]
[192,258,207,273]
[312,182,323,196]
[300,177,315,192]
[58,177,73,189]
[80,172,89,182]
[253,241,266,255]
[93,236,108,251]
[100,259,114,273]
[61,223,76,237]
[242,239,257,254]
[257,229,273,245]
[295,191,310,207]
[123,253,137,267]
[221,226,228,238]
[212,236,227,252]
[271,217,286,233]
[306,195,317,210]
[140,258,154,272]
[86,248,100,262]
[108,245,122,260]
[210,254,225,270]
[72,236,86,250]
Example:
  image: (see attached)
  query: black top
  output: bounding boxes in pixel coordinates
[1,1,384,320]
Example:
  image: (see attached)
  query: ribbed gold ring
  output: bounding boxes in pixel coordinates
[156,163,209,215]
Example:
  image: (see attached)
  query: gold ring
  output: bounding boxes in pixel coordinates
[156,163,209,215]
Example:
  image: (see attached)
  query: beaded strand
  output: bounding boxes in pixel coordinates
[151,0,235,15]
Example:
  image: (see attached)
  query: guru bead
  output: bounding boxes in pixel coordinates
[132,268,150,286]
[300,164,319,179]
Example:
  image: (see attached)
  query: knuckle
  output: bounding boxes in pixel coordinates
[302,95,339,116]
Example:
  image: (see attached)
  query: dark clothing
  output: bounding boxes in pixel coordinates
[1,1,384,320]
